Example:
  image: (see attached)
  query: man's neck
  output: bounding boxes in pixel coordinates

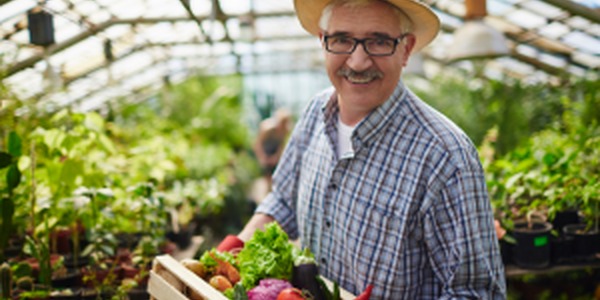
[337,101,369,127]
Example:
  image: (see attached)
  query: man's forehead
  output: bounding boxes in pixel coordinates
[327,5,402,36]
[326,30,395,38]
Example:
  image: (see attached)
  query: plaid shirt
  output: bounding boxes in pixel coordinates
[256,80,506,299]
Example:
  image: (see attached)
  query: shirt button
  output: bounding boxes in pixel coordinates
[325,220,332,228]
[330,182,337,189]
[320,258,327,265]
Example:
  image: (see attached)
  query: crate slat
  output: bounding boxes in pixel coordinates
[149,255,229,300]
[148,270,188,300]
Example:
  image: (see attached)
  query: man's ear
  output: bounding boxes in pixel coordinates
[319,31,325,46]
[401,34,417,66]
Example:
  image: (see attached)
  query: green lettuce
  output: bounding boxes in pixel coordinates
[237,222,295,290]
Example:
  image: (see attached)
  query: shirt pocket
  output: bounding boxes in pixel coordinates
[343,196,406,286]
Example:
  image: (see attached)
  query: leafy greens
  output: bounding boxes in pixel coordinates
[236,222,296,290]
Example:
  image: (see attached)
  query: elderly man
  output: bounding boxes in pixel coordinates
[222,0,507,298]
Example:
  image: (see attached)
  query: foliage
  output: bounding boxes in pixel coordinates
[483,84,600,232]
[0,132,21,262]
[407,75,600,157]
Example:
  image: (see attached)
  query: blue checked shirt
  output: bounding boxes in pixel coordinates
[256,80,506,299]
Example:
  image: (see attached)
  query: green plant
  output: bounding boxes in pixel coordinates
[15,276,33,291]
[1,262,12,299]
[23,235,52,288]
[17,289,50,300]
[0,132,22,262]
[136,236,158,261]
[81,228,117,269]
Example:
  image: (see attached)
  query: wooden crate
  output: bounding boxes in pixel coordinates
[147,254,355,300]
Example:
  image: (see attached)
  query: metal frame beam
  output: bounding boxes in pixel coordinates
[541,0,600,24]
[5,12,296,76]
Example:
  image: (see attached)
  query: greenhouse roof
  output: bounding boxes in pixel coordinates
[1,0,600,111]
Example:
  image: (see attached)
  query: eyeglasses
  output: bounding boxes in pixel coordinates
[323,34,408,56]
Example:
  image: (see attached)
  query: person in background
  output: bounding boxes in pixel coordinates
[220,0,507,298]
[252,108,293,191]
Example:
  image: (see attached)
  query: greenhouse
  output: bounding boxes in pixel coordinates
[1,0,600,299]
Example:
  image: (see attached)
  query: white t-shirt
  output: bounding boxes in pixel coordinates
[337,116,355,158]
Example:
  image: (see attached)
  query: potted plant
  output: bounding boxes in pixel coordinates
[563,178,600,262]
[80,228,120,290]
[0,132,22,263]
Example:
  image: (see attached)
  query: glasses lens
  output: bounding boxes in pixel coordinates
[327,36,356,53]
[365,38,396,55]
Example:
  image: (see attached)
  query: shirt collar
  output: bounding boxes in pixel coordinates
[321,80,408,151]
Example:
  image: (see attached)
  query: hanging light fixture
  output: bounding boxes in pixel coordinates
[447,0,510,62]
[27,7,55,46]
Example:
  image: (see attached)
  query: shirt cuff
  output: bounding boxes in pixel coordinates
[255,192,299,240]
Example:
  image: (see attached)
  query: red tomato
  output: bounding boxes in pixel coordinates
[277,287,306,300]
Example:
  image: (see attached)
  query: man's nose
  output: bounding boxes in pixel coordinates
[346,43,373,71]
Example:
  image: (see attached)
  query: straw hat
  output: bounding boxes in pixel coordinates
[294,0,440,53]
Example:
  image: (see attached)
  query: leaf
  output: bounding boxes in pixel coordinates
[34,216,58,236]
[50,108,69,123]
[11,262,32,278]
[98,134,116,154]
[81,244,94,257]
[505,172,523,189]
[59,159,84,189]
[100,245,115,256]
[7,132,22,157]
[6,163,21,191]
[0,198,15,249]
[24,236,40,261]
[18,156,31,172]
[44,129,66,152]
[0,152,12,169]
[84,112,105,132]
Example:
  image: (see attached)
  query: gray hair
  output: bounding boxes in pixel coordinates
[319,0,413,44]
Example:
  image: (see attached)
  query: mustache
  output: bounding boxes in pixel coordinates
[336,68,383,79]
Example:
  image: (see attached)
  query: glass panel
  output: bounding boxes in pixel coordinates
[562,31,600,54]
[538,22,570,39]
[504,9,546,29]
[520,0,564,18]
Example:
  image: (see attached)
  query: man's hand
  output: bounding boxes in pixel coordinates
[495,220,506,240]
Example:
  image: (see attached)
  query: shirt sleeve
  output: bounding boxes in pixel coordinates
[423,152,507,299]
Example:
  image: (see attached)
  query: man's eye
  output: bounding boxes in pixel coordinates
[333,37,352,44]
[374,38,389,46]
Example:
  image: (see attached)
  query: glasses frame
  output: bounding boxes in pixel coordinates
[323,34,409,56]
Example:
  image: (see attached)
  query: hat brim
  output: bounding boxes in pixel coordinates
[294,0,440,54]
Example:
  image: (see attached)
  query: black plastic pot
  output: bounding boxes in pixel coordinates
[63,254,89,269]
[50,288,81,300]
[166,221,197,250]
[79,288,97,300]
[512,221,553,269]
[552,210,580,236]
[116,233,141,250]
[4,244,24,259]
[127,287,149,300]
[550,235,574,265]
[499,238,515,265]
[51,269,79,288]
[563,223,600,262]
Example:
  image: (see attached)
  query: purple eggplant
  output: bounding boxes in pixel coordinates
[292,248,327,300]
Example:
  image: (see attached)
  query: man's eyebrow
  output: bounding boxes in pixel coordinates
[326,31,351,36]
[369,32,393,38]
[326,31,394,38]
